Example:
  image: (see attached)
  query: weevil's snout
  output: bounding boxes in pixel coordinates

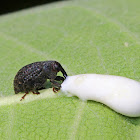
[60,66,67,79]
[53,61,68,79]
[63,74,67,79]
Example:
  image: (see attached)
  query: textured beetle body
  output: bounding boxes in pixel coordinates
[14,60,67,100]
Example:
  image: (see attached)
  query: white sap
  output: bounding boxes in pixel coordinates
[61,74,140,117]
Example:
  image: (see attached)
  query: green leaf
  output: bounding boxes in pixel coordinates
[0,0,140,139]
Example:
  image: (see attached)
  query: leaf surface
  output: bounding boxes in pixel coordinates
[0,0,140,139]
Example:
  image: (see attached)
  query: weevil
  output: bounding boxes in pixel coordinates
[14,60,67,101]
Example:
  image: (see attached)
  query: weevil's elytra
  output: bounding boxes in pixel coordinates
[14,60,67,101]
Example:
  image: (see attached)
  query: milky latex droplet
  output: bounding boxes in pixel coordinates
[61,74,140,117]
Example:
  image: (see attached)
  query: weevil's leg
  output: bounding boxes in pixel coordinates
[53,87,59,93]
[20,92,28,101]
[36,91,40,95]
[50,80,61,92]
[50,80,61,88]
[55,76,64,82]
[32,90,40,95]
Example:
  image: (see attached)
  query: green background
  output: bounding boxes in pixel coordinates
[0,0,140,139]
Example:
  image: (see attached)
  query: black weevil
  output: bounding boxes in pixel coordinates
[14,60,67,101]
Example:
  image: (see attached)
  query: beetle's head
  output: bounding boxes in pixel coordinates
[52,61,67,79]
